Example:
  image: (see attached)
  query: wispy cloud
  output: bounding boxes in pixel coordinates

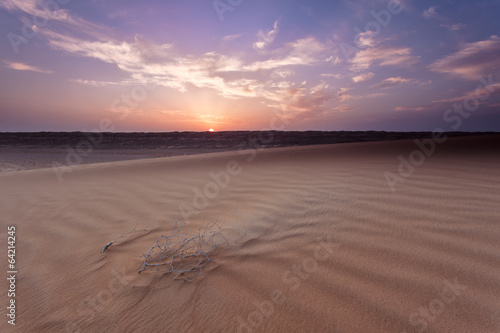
[0,0,114,40]
[3,61,52,73]
[320,73,343,79]
[2,0,497,131]
[350,46,419,71]
[352,72,374,83]
[285,82,348,121]
[157,110,230,125]
[47,30,254,96]
[158,110,190,118]
[433,82,500,103]
[195,113,230,125]
[395,105,438,112]
[244,37,327,71]
[43,23,333,124]
[355,31,376,48]
[370,76,420,89]
[439,23,466,31]
[0,0,331,116]
[337,87,352,102]
[423,6,467,32]
[423,6,440,19]
[326,55,343,65]
[271,70,295,79]
[222,33,243,42]
[72,79,118,86]
[253,20,278,50]
[364,93,388,98]
[429,35,500,80]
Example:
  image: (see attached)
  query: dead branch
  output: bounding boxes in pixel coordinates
[101,242,113,253]
[139,221,229,281]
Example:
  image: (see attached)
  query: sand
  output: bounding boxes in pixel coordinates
[0,131,490,173]
[1,135,499,332]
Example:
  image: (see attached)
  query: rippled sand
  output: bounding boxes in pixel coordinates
[1,135,499,332]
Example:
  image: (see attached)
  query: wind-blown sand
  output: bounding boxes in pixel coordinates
[1,135,499,332]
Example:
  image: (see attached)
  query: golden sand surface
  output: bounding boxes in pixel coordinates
[1,135,499,332]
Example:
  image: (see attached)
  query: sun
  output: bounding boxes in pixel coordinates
[208,128,215,132]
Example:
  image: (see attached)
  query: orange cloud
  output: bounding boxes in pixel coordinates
[4,61,52,74]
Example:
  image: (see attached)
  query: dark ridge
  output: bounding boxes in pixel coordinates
[0,131,497,150]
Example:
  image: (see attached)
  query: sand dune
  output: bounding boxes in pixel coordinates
[1,135,499,332]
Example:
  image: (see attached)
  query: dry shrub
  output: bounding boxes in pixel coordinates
[139,222,229,281]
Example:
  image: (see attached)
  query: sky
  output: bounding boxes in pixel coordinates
[0,0,499,132]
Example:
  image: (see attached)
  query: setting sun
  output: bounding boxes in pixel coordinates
[209,128,215,132]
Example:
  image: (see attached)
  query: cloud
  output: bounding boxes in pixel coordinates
[350,91,389,100]
[439,23,466,31]
[370,77,418,89]
[0,0,337,124]
[326,55,342,65]
[271,70,294,79]
[45,27,332,110]
[364,93,388,98]
[244,37,327,71]
[263,80,354,122]
[72,79,118,86]
[320,73,343,79]
[158,110,192,119]
[46,31,143,70]
[253,20,278,50]
[433,82,500,103]
[423,6,439,19]
[284,82,349,121]
[0,0,113,40]
[423,6,466,32]
[352,72,374,83]
[394,105,439,112]
[395,106,427,112]
[355,31,376,48]
[350,46,419,71]
[3,61,52,73]
[337,87,352,102]
[158,110,231,125]
[429,35,500,80]
[195,113,230,125]
[106,9,131,20]
[223,33,243,42]
[47,31,258,96]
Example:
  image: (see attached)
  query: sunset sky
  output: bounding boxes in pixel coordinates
[1,0,499,132]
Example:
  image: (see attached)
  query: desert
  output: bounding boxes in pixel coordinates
[1,133,499,332]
